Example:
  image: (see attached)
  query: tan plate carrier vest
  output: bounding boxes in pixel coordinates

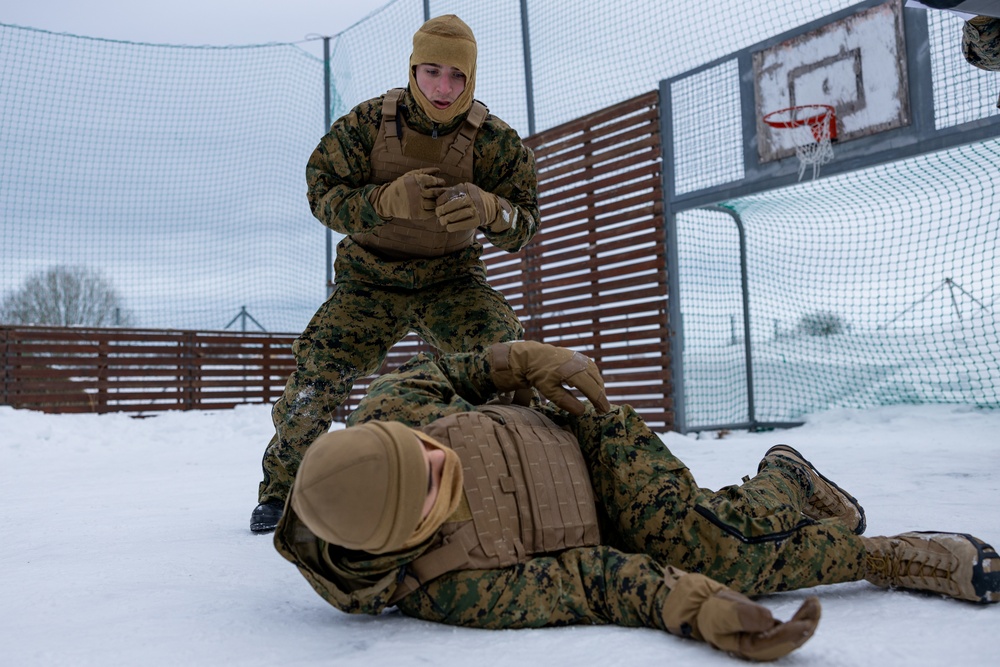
[389,404,602,603]
[353,88,489,260]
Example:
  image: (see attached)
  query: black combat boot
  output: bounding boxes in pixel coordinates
[250,500,283,533]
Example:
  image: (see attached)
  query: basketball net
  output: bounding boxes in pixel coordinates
[762,105,837,181]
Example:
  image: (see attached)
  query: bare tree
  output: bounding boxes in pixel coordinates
[1,265,134,326]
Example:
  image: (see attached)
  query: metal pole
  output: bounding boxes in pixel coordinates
[705,205,757,429]
[659,80,804,434]
[224,306,246,331]
[659,80,686,433]
[423,0,430,21]
[323,36,334,297]
[519,0,536,136]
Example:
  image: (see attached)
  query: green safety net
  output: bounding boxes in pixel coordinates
[3,1,998,421]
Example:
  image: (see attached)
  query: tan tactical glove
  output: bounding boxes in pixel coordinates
[435,182,516,232]
[661,567,820,662]
[368,167,446,220]
[488,341,611,416]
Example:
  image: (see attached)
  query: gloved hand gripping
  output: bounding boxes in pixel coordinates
[368,167,446,220]
[435,182,516,232]
[488,341,611,416]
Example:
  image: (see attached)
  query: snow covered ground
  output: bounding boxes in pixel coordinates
[3,401,998,666]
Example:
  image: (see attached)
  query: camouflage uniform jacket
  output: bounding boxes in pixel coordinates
[273,351,676,632]
[963,16,1000,107]
[306,88,540,287]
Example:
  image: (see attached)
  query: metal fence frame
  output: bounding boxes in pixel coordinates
[661,0,1000,432]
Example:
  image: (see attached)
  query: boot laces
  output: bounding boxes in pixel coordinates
[809,485,842,515]
[869,540,960,597]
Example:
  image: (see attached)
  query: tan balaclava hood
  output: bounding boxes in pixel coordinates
[408,14,477,124]
[399,430,464,549]
[290,421,428,554]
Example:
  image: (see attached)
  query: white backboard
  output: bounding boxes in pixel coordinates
[753,0,911,162]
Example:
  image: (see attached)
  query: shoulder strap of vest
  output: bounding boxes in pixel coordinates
[381,88,406,155]
[387,521,480,605]
[442,100,488,167]
[478,403,561,429]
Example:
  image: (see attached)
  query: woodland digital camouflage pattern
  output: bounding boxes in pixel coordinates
[963,16,1000,71]
[274,351,868,630]
[258,87,538,504]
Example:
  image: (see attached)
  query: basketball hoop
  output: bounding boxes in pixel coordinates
[762,104,837,181]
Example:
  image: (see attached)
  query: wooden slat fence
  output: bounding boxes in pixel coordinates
[2,91,673,428]
[498,90,673,428]
[1,326,298,413]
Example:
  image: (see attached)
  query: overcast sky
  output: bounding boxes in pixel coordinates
[2,0,394,56]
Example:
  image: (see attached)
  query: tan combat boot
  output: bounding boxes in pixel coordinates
[863,532,1000,604]
[759,445,866,534]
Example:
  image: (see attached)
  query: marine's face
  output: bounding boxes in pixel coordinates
[414,63,466,111]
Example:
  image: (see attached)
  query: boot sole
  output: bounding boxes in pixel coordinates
[250,522,278,534]
[763,445,867,535]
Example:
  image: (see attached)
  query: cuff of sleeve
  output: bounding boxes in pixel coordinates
[488,342,518,391]
[487,199,517,233]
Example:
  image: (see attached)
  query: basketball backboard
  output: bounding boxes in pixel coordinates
[753,0,911,163]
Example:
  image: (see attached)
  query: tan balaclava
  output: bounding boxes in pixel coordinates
[289,421,463,554]
[408,14,477,124]
[402,430,464,549]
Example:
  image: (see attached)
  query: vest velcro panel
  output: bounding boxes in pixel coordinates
[417,406,601,570]
[480,405,599,553]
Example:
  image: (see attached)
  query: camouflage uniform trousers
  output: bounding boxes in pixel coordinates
[257,272,522,504]
[576,404,867,595]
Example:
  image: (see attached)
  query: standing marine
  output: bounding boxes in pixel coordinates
[251,14,539,532]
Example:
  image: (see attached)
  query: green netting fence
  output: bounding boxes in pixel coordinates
[3,0,999,422]
[664,6,1000,428]
[1,0,865,333]
[0,29,326,332]
[674,141,1000,427]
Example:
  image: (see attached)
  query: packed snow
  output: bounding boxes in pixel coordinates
[3,401,998,666]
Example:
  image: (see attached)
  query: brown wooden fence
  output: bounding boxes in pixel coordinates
[2,91,673,427]
[516,89,672,428]
[0,325,434,416]
[0,326,297,413]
